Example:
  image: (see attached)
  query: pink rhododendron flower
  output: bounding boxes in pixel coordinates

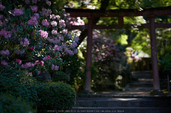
[20,38,29,47]
[51,29,57,35]
[14,8,23,16]
[51,64,59,70]
[51,21,57,27]
[34,13,39,19]
[65,48,74,56]
[62,29,68,35]
[0,50,10,56]
[53,45,60,51]
[0,29,11,39]
[31,63,35,67]
[1,60,8,66]
[46,0,51,6]
[35,60,39,65]
[16,59,22,64]
[59,19,66,28]
[42,8,52,17]
[28,16,38,25]
[56,15,60,20]
[42,19,49,27]
[39,30,48,38]
[74,36,79,42]
[0,4,5,11]
[61,44,66,49]
[70,42,77,48]
[43,55,51,61]
[0,15,3,19]
[40,61,44,65]
[54,65,59,70]
[30,47,34,51]
[51,64,55,70]
[50,14,56,19]
[46,55,51,60]
[30,5,38,12]
[21,62,32,68]
[0,20,2,26]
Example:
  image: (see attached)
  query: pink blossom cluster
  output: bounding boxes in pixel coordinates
[53,45,60,51]
[20,38,30,47]
[43,55,51,60]
[51,64,59,70]
[1,60,8,66]
[46,0,51,6]
[70,17,85,26]
[14,8,24,16]
[34,13,39,19]
[30,5,38,12]
[0,50,10,56]
[0,29,11,39]
[21,62,35,69]
[50,14,60,20]
[0,20,2,26]
[62,29,68,35]
[0,0,82,73]
[59,20,66,28]
[35,60,44,66]
[51,29,57,35]
[51,21,57,27]
[70,42,77,49]
[65,48,74,56]
[42,8,52,17]
[74,36,79,42]
[28,16,38,25]
[39,30,48,38]
[42,19,49,27]
[0,4,5,11]
[16,59,22,64]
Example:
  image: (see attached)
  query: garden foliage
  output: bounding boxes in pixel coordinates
[0,0,81,112]
[37,82,76,113]
[0,93,36,113]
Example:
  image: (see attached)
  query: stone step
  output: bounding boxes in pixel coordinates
[75,97,171,107]
[66,107,171,113]
[125,87,153,91]
[132,71,153,79]
[129,83,153,87]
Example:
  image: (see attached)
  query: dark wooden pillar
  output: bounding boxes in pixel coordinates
[149,16,160,91]
[84,17,93,92]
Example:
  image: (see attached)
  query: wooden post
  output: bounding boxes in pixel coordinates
[84,17,93,92]
[149,16,160,91]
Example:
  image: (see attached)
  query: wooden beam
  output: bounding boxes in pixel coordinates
[68,23,171,30]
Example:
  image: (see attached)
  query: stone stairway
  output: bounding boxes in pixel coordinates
[65,71,171,113]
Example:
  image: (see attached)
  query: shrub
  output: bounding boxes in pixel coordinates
[0,66,38,105]
[0,93,36,113]
[37,82,76,113]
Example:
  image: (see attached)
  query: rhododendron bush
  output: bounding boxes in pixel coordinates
[81,30,131,90]
[0,0,81,80]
